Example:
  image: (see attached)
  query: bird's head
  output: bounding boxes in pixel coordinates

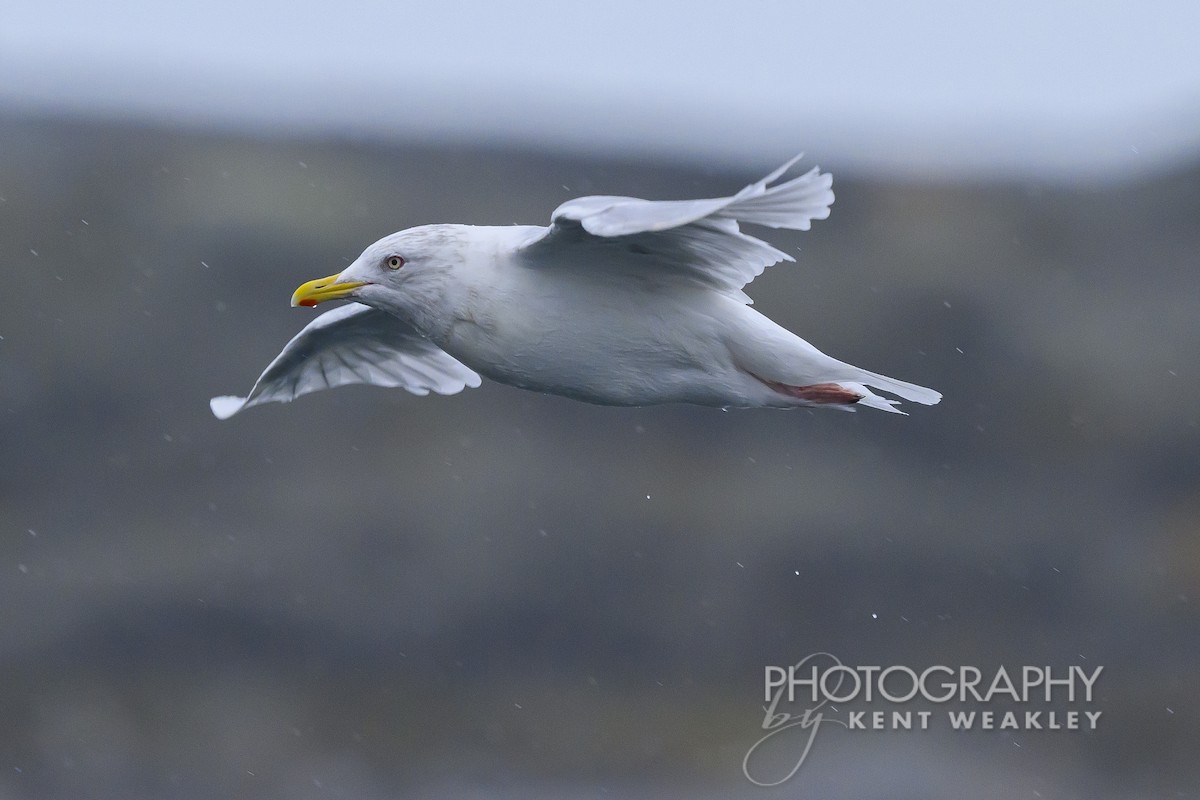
[290,225,465,314]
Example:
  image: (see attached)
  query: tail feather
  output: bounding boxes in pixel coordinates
[849,369,942,406]
[837,382,906,415]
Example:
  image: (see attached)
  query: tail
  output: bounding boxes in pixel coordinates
[715,155,835,231]
[843,368,942,409]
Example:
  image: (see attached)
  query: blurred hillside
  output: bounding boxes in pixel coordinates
[0,113,1197,799]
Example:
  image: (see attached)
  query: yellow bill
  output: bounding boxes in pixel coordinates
[290,273,368,308]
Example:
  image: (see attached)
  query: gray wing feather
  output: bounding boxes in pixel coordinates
[519,156,833,302]
[210,303,481,419]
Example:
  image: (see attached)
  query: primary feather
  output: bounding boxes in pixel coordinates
[522,156,833,303]
[210,303,479,419]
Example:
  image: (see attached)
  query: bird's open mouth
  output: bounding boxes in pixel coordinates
[290,273,369,307]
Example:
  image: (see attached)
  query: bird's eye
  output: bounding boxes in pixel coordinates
[386,256,405,270]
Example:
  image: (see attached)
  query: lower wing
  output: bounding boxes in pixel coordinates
[210,303,481,419]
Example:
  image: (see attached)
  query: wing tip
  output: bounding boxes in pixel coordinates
[428,370,483,395]
[759,153,805,185]
[209,395,247,420]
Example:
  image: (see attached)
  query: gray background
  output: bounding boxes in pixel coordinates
[0,114,1197,798]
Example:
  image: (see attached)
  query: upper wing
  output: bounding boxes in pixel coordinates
[518,156,833,303]
[210,303,482,419]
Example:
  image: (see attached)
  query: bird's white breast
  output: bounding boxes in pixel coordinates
[430,231,750,405]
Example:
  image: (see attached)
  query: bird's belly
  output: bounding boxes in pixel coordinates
[440,297,747,406]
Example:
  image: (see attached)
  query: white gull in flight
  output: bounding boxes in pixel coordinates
[211,157,940,419]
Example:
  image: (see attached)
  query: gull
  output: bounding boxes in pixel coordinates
[210,157,940,419]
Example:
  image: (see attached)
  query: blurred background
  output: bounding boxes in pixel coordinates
[1,1,1198,798]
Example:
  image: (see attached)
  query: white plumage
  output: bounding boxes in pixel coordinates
[211,157,940,419]
[209,303,480,420]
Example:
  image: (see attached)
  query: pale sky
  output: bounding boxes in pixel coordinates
[2,0,1198,180]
